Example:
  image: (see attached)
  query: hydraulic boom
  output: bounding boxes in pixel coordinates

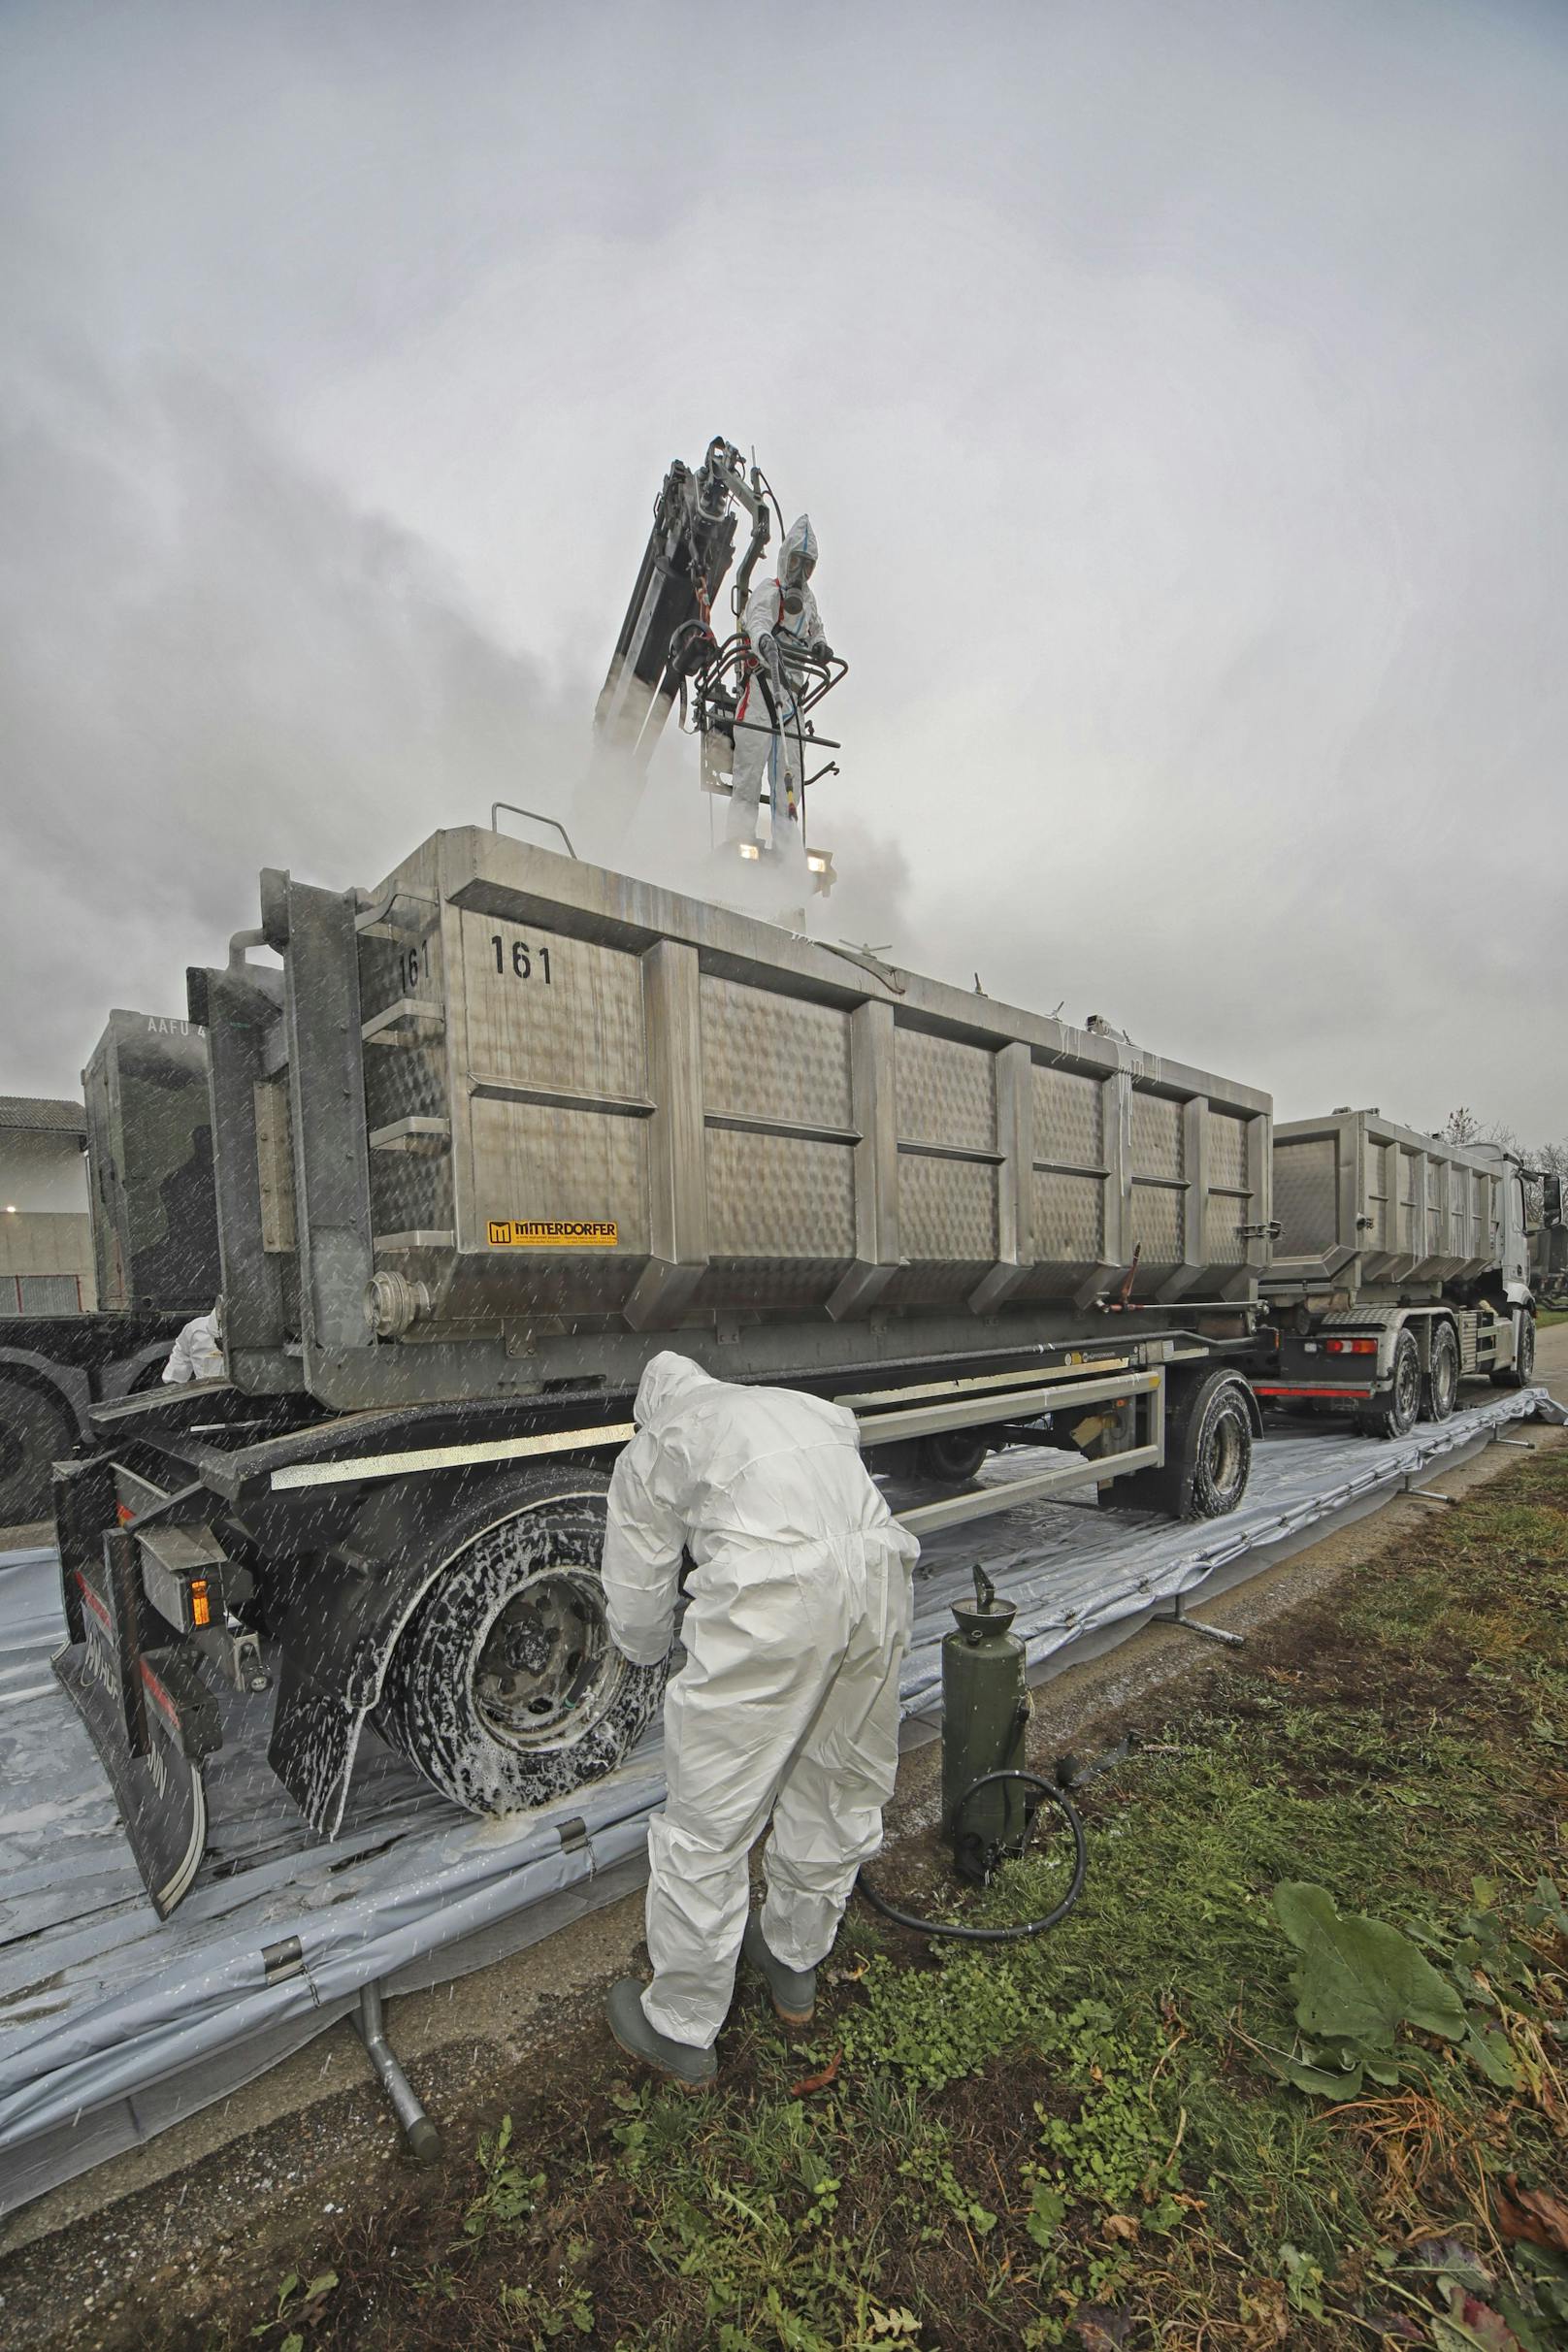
[593,437,770,775]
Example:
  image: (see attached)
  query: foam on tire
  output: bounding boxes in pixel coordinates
[376,1467,670,1815]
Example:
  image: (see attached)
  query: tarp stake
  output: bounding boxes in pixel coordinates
[1156,1586,1245,1648]
[353,1979,440,2165]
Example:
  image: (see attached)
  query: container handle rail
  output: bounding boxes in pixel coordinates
[490,801,578,858]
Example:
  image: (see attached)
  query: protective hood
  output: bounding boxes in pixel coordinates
[633,1351,722,1428]
[779,513,818,589]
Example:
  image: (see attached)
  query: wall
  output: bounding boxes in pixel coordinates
[0,1134,95,1311]
[0,1130,89,1214]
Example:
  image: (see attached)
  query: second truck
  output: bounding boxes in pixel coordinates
[1248,1108,1541,1431]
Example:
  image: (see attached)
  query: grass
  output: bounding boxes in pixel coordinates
[134,1451,1568,2350]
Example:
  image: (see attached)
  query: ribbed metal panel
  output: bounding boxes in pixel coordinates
[1267,1112,1507,1295]
[237,829,1271,1401]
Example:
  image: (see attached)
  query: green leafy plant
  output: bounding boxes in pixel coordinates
[896,2140,997,2239]
[498,2236,596,2340]
[1278,2241,1328,2320]
[1268,1875,1568,2101]
[1267,1880,1465,2093]
[460,2112,545,2241]
[247,2269,338,2349]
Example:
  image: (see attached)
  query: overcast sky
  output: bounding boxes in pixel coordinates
[3,0,1565,1141]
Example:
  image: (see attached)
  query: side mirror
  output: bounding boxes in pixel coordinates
[1545,1174,1563,1228]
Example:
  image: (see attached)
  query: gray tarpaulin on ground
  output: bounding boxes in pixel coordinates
[2,1388,1561,2213]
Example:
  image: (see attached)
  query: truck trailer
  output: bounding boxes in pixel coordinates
[0,1012,220,1522]
[1532,1177,1567,1308]
[52,827,1275,1914]
[1249,1108,1538,1432]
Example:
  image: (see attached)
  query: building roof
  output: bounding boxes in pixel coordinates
[0,1095,87,1137]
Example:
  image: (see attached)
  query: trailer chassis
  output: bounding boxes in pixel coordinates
[51,1324,1261,1916]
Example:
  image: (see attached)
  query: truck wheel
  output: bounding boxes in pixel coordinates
[376,1466,670,1816]
[1490,1310,1536,1390]
[1422,1323,1459,1423]
[916,1431,990,1484]
[0,1377,75,1526]
[1356,1329,1421,1438]
[1114,1369,1253,1520]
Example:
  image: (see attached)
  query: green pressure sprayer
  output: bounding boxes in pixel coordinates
[859,1566,1088,1944]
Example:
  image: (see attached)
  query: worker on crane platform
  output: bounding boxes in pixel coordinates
[599,1352,917,2087]
[727,514,832,863]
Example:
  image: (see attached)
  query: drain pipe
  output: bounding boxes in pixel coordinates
[353,1980,441,2164]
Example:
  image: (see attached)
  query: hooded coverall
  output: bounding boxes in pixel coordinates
[602,1353,918,2049]
[161,1307,224,1385]
[727,513,826,860]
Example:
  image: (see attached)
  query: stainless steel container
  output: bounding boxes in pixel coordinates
[1268,1110,1508,1297]
[213,830,1273,1407]
[82,1010,221,1314]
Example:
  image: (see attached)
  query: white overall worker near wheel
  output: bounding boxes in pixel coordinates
[596,1353,919,2089]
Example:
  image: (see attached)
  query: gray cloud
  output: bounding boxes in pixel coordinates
[2,0,1565,1140]
[0,357,588,1084]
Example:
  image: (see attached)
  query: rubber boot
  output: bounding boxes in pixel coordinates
[605,1978,716,2090]
[742,1911,817,2026]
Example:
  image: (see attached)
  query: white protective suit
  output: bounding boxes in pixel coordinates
[161,1308,223,1385]
[727,513,827,862]
[602,1353,918,2048]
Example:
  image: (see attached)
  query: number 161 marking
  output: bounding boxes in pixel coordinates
[490,933,553,985]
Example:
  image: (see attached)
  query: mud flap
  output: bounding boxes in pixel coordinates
[267,1656,373,1839]
[264,1533,454,1836]
[51,1538,222,1918]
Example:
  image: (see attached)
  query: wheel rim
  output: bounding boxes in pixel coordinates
[472,1565,621,1748]
[1202,1404,1248,1500]
[1393,1343,1421,1426]
[924,1432,987,1483]
[1432,1337,1457,1416]
[1520,1320,1535,1380]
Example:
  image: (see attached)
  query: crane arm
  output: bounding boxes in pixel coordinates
[593,438,770,774]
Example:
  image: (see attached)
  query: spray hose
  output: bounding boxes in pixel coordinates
[856,1769,1088,1944]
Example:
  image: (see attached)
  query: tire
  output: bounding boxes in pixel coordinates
[0,1376,75,1527]
[1356,1328,1421,1438]
[915,1430,990,1485]
[1114,1369,1254,1520]
[377,1466,670,1816]
[1491,1310,1536,1390]
[1422,1323,1460,1424]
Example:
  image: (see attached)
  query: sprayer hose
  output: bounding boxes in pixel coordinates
[856,1770,1088,1944]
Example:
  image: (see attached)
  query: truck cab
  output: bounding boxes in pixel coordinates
[1469,1139,1536,1311]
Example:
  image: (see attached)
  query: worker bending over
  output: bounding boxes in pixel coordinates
[162,1299,224,1385]
[602,1352,917,2087]
[727,512,832,866]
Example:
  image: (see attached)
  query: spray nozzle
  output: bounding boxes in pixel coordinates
[951,1561,1017,1644]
